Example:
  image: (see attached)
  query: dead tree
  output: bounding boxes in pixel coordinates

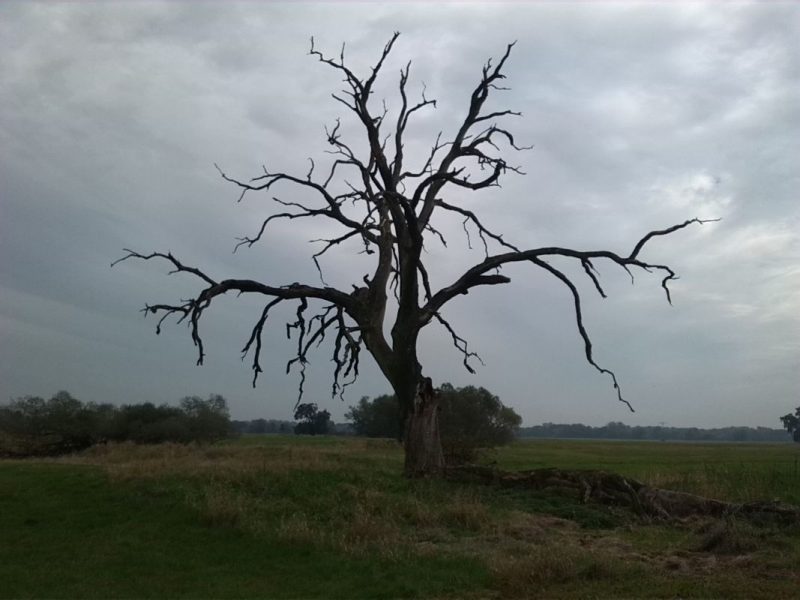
[114,34,713,477]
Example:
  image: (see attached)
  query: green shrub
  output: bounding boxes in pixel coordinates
[0,392,232,457]
[438,384,522,464]
[346,383,521,464]
[293,403,332,435]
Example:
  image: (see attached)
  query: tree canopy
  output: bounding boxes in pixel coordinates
[780,407,800,442]
[293,402,332,436]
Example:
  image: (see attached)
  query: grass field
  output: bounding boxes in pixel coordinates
[1,436,799,598]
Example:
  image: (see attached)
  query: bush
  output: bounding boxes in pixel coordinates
[179,395,232,443]
[780,406,800,442]
[293,403,332,435]
[438,384,522,464]
[345,395,403,440]
[0,392,107,456]
[346,383,521,463]
[0,392,233,457]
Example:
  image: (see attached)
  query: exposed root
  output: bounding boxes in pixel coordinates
[445,465,800,523]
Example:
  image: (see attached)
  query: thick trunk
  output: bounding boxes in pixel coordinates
[402,377,445,477]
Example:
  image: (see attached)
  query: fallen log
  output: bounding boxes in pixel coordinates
[444,465,800,523]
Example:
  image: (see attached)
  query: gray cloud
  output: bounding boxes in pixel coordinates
[1,2,797,428]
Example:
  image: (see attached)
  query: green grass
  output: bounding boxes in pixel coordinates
[495,439,800,503]
[2,437,799,598]
[0,460,487,599]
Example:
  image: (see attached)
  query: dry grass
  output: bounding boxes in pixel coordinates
[441,490,491,531]
[276,514,318,545]
[61,440,481,558]
[187,483,251,528]
[487,543,629,597]
[43,438,800,598]
[497,510,576,541]
[695,519,763,555]
[63,440,349,481]
[44,442,704,563]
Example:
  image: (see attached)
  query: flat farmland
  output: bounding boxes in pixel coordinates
[2,437,798,598]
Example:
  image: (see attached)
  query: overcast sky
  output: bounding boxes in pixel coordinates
[1,2,798,428]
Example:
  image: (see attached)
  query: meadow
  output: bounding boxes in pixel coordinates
[1,436,798,598]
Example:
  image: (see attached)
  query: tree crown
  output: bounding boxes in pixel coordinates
[113,34,712,413]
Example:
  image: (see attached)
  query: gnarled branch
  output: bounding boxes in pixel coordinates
[116,33,712,429]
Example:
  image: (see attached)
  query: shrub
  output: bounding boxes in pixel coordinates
[346,383,521,463]
[345,395,403,440]
[438,384,522,464]
[0,392,104,456]
[0,392,233,457]
[293,403,332,435]
[780,406,800,442]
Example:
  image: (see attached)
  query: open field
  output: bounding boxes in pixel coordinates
[498,439,800,504]
[2,437,799,598]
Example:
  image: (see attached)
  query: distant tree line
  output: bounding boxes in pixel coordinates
[231,409,353,437]
[231,418,295,435]
[0,391,233,457]
[519,421,790,442]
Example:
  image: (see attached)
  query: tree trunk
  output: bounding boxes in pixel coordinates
[403,377,445,477]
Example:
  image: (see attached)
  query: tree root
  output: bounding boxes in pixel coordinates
[445,465,800,523]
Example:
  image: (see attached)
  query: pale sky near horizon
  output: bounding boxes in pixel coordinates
[1,2,798,428]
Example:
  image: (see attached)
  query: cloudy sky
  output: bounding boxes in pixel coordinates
[1,2,798,428]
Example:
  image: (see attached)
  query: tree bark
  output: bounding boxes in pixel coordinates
[403,377,445,477]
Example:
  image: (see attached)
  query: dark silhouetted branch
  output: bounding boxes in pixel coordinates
[117,33,710,425]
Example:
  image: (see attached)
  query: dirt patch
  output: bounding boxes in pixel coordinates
[696,521,761,554]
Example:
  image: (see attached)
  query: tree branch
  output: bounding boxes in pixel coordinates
[117,34,711,425]
[433,312,484,374]
[418,218,714,408]
[415,42,525,231]
[423,218,713,318]
[214,163,378,244]
[629,218,719,260]
[113,250,360,374]
[530,257,633,412]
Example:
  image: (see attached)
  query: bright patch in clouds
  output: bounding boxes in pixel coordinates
[649,172,732,219]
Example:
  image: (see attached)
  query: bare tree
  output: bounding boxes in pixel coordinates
[114,34,712,477]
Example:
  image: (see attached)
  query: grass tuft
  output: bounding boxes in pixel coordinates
[276,513,317,545]
[488,544,627,596]
[441,491,491,531]
[696,519,762,555]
